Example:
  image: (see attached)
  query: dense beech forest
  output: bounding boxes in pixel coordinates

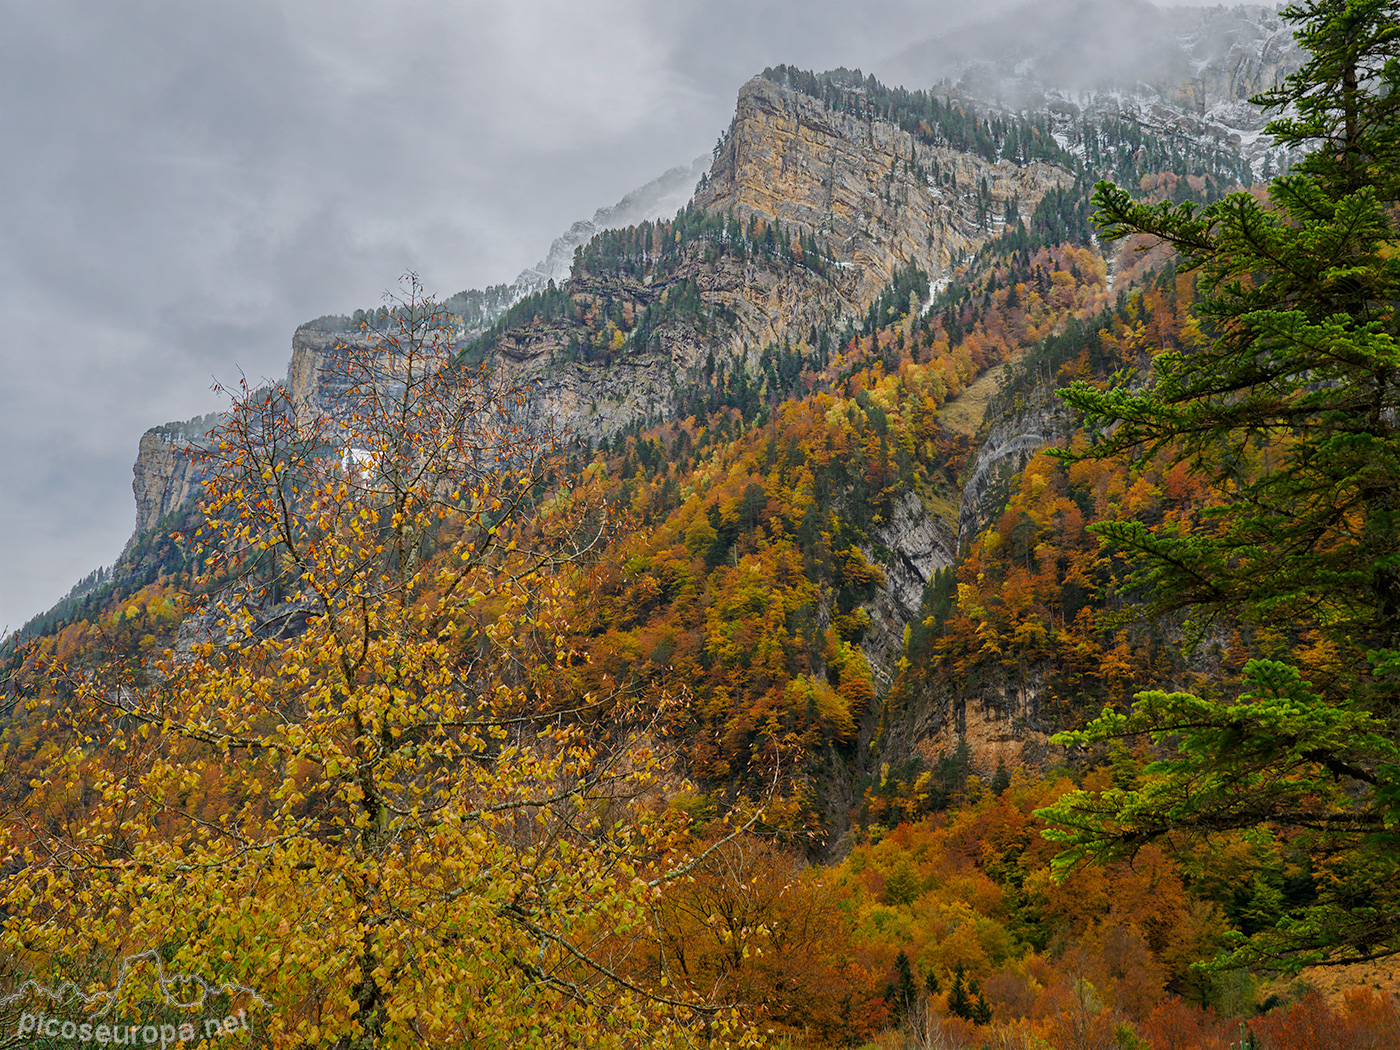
[3,1,1400,1047]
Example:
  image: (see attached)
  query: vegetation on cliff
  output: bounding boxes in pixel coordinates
[759,64,1255,189]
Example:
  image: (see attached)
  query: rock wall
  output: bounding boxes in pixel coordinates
[128,415,218,544]
[861,492,958,690]
[286,326,379,422]
[490,251,861,442]
[858,403,1077,779]
[128,76,1079,544]
[957,406,1071,548]
[1160,5,1302,120]
[694,76,1074,311]
[472,75,1079,445]
[881,670,1063,786]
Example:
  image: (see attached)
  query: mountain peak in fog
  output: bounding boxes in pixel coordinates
[877,0,1300,114]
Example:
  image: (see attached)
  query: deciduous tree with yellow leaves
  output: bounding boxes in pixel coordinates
[0,277,758,1049]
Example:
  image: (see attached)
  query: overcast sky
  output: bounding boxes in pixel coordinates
[0,0,1241,634]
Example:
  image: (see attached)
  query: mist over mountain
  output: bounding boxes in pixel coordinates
[879,0,1302,174]
[881,0,1296,102]
[511,155,713,296]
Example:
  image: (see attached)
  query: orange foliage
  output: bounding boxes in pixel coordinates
[1138,997,1235,1050]
[1248,989,1400,1050]
[652,834,886,1044]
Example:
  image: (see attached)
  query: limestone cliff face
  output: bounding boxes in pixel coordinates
[861,493,958,692]
[128,414,219,544]
[489,251,858,442]
[131,323,361,546]
[487,270,702,441]
[1147,5,1302,123]
[861,396,1077,780]
[880,670,1064,788]
[847,400,1075,784]
[128,77,1079,529]
[694,77,1073,312]
[485,76,1076,443]
[127,326,353,551]
[286,326,377,421]
[956,405,1072,548]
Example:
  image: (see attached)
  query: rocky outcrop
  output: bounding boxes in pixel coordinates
[881,671,1064,785]
[956,407,1070,548]
[1156,4,1303,120]
[859,413,1073,781]
[127,325,370,554]
[286,325,377,422]
[491,250,861,442]
[128,414,219,544]
[861,493,958,688]
[694,77,1074,313]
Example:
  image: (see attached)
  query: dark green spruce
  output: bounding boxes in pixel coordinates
[1040,0,1400,971]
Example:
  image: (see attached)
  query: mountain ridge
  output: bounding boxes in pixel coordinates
[879,0,1302,177]
[13,19,1290,784]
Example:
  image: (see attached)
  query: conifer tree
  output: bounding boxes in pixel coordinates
[1041,0,1400,970]
[948,965,972,1020]
[889,949,917,1022]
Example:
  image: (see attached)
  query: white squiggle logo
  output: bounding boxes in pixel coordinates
[1,951,268,1046]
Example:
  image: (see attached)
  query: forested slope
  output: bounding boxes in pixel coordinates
[5,7,1400,1043]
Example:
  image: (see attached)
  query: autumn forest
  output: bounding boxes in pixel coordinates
[3,2,1400,1048]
